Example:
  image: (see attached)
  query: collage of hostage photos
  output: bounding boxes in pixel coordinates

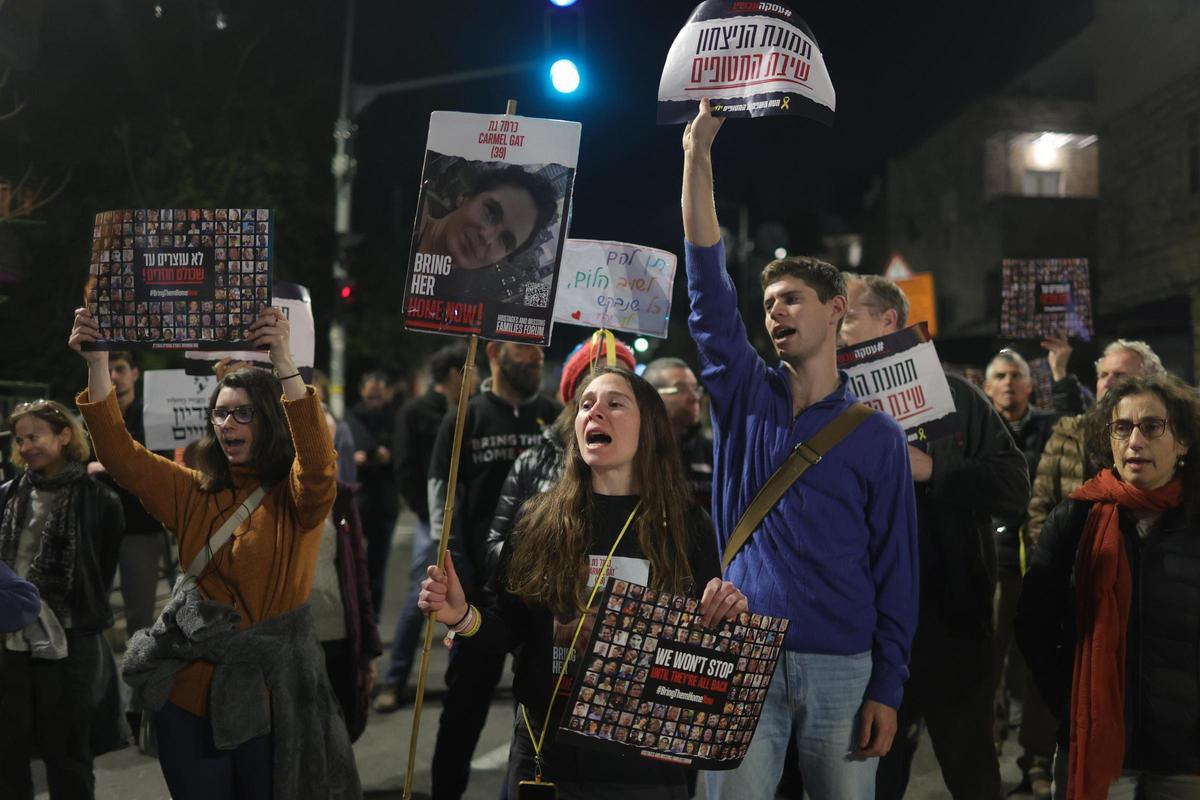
[559,578,788,770]
[83,208,273,350]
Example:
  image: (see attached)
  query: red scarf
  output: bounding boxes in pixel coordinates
[1066,470,1182,799]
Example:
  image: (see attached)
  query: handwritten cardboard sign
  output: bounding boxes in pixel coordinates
[553,240,677,339]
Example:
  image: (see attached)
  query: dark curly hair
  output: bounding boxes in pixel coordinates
[193,368,295,492]
[470,166,559,256]
[1084,373,1200,519]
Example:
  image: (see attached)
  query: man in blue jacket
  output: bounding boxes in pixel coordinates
[682,99,919,799]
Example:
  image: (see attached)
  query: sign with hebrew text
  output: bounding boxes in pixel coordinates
[143,370,217,451]
[836,324,957,445]
[553,240,677,339]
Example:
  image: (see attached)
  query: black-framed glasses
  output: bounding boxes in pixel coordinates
[1106,417,1168,440]
[210,405,255,425]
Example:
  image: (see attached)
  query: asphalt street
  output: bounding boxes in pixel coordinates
[34,511,1034,799]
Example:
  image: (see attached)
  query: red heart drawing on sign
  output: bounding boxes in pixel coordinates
[571,310,582,320]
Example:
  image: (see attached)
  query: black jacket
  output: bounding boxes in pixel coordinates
[393,389,449,523]
[994,406,1060,571]
[915,373,1029,639]
[0,473,125,634]
[428,388,561,588]
[1016,497,1200,773]
[485,425,565,576]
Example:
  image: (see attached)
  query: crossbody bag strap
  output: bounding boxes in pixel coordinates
[721,404,876,572]
[185,485,267,580]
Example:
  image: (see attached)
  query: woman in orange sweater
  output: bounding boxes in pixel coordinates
[69,306,355,799]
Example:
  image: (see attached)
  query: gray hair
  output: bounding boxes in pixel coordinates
[842,273,910,329]
[986,349,1031,381]
[1096,339,1165,376]
[642,357,693,389]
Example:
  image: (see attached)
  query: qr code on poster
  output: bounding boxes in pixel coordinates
[524,281,550,308]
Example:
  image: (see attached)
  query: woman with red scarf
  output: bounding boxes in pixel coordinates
[1016,373,1200,800]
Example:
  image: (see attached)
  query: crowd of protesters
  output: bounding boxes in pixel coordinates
[1,98,1198,800]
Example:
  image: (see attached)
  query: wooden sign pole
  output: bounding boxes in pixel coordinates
[402,97,519,800]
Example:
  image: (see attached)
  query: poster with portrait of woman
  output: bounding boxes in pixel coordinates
[403,111,582,345]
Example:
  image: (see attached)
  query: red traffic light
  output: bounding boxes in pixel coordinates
[339,285,354,301]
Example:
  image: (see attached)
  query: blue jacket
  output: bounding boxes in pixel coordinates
[685,240,919,708]
[0,559,40,634]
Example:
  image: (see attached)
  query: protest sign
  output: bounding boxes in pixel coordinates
[836,324,957,445]
[553,240,677,339]
[1000,258,1093,341]
[657,1,836,125]
[143,369,217,451]
[82,208,273,351]
[403,111,582,345]
[558,579,788,770]
[183,281,314,379]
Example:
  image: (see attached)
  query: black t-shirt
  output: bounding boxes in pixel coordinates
[429,390,561,576]
[468,494,721,787]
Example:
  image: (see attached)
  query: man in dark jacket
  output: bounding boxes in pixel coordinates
[428,341,560,800]
[840,275,1030,800]
[373,343,469,713]
[984,347,1079,796]
[345,370,400,616]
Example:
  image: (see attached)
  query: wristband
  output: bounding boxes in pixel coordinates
[276,372,301,381]
[448,605,472,630]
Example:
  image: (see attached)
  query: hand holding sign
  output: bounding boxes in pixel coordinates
[68,307,106,366]
[699,578,748,628]
[418,550,468,627]
[683,97,726,154]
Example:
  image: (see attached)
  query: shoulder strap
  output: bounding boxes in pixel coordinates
[185,485,267,579]
[721,404,876,572]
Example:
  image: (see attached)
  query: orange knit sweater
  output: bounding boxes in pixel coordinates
[77,386,336,716]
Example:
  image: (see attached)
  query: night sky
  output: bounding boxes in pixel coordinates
[352,0,1094,263]
[0,0,1096,388]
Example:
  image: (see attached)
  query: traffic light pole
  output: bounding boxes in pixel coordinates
[329,0,534,417]
[329,0,357,419]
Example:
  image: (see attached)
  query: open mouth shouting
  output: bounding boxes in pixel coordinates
[584,428,613,449]
[772,326,797,345]
[220,435,251,463]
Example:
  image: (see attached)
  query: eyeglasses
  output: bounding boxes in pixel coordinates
[210,405,255,425]
[1106,417,1168,440]
[658,385,705,399]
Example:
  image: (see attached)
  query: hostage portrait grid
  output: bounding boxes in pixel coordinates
[83,208,273,350]
[559,578,788,770]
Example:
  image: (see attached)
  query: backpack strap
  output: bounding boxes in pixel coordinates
[722,404,876,572]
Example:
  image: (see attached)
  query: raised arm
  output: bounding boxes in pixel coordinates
[71,307,199,532]
[682,98,724,248]
[681,101,767,406]
[249,307,335,528]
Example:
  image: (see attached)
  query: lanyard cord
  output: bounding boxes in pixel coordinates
[520,500,642,780]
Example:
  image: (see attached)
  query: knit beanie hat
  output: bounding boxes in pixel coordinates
[559,336,637,403]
